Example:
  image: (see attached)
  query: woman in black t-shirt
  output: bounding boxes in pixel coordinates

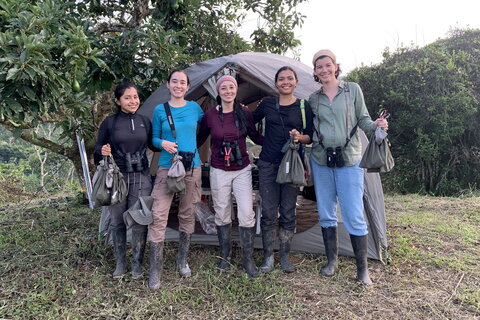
[253,66,314,273]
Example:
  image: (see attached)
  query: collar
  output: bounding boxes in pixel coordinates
[319,80,345,94]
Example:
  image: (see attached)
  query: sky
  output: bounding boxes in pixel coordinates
[251,0,480,74]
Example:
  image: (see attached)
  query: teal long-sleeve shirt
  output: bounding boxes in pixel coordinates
[152,101,204,168]
[308,81,377,166]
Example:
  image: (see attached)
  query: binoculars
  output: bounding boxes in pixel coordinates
[125,152,144,173]
[219,141,243,167]
[326,146,345,168]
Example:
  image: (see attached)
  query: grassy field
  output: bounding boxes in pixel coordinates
[0,194,479,319]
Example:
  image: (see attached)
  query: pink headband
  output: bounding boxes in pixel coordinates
[216,75,238,92]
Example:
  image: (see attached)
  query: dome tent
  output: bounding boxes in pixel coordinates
[135,52,388,260]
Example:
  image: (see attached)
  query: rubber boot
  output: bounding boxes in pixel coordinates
[239,227,259,278]
[148,241,164,290]
[111,226,127,278]
[177,232,192,277]
[320,227,338,277]
[131,224,147,279]
[279,228,295,273]
[216,224,232,270]
[350,234,373,286]
[259,229,276,272]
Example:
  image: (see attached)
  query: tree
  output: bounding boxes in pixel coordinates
[0,0,306,195]
[347,29,480,195]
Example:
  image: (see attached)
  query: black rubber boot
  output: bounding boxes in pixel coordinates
[131,224,147,279]
[321,227,338,277]
[239,227,259,278]
[350,234,373,286]
[259,229,276,272]
[111,226,127,278]
[148,241,164,290]
[216,224,232,270]
[279,228,295,273]
[177,232,192,277]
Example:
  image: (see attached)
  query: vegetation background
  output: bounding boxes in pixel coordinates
[0,1,479,319]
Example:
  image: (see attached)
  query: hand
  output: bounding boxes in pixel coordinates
[101,144,111,156]
[374,118,389,131]
[162,140,178,154]
[289,129,300,142]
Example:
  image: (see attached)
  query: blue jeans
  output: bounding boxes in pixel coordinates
[310,158,368,236]
[258,159,298,232]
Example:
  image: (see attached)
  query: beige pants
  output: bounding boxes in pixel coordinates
[210,165,255,227]
[148,166,201,242]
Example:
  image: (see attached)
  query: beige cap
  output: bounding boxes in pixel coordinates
[312,49,336,66]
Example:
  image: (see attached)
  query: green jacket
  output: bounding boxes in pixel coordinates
[308,81,377,166]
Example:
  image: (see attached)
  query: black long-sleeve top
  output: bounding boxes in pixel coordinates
[94,111,156,174]
[253,97,314,164]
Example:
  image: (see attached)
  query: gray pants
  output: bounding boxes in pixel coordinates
[109,171,153,229]
[258,159,298,232]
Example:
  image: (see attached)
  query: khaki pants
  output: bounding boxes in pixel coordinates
[148,166,201,242]
[210,165,255,228]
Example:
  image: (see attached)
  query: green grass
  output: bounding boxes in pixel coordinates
[1,194,479,319]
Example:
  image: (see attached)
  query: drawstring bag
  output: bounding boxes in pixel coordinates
[276,136,307,187]
[92,156,128,207]
[166,153,186,193]
[360,127,395,173]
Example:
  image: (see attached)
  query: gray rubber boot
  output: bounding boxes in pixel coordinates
[239,227,259,278]
[216,224,232,270]
[350,234,373,286]
[111,226,127,278]
[148,241,164,290]
[279,228,295,273]
[131,224,147,279]
[259,229,276,272]
[320,227,338,277]
[177,232,192,277]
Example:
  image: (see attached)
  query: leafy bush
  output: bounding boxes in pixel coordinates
[348,29,480,195]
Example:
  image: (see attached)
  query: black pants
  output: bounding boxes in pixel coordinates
[258,159,298,232]
[110,171,152,229]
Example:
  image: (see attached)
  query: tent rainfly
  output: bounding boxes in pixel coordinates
[134,52,388,260]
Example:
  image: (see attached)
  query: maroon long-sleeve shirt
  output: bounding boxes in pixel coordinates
[197,106,264,171]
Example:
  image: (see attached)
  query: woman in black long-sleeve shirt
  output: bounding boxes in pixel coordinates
[94,81,154,279]
[253,66,314,273]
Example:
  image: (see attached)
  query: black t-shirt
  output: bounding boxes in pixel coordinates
[253,96,314,164]
[94,111,155,173]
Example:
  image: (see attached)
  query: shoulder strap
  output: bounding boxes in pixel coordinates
[164,102,176,141]
[108,113,123,156]
[300,99,306,130]
[343,82,358,148]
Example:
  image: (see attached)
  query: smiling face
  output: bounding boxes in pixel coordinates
[116,87,140,114]
[314,56,338,84]
[275,69,298,96]
[167,71,189,99]
[218,80,237,105]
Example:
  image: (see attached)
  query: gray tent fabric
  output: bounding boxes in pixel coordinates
[138,52,321,119]
[123,52,388,260]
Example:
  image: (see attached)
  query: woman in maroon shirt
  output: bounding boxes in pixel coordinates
[197,75,263,278]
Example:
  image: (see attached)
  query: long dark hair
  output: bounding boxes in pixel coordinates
[216,95,247,133]
[114,81,137,111]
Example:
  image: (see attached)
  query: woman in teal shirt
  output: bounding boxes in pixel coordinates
[308,49,388,285]
[148,70,203,290]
